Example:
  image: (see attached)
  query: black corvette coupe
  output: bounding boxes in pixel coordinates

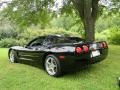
[8,35,108,77]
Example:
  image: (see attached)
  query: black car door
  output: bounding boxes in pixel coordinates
[18,37,45,61]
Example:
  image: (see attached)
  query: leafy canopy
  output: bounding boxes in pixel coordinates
[2,0,120,28]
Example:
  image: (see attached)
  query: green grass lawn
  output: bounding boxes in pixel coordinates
[0,45,120,90]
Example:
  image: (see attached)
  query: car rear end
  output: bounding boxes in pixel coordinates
[57,41,108,70]
[47,36,108,70]
[75,41,108,63]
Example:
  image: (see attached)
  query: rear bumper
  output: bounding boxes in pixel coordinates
[56,48,108,70]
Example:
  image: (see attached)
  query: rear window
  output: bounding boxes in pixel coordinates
[50,37,84,44]
[69,37,84,42]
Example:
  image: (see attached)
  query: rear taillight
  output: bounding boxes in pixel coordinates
[100,43,104,48]
[99,42,108,49]
[75,47,82,54]
[83,45,89,53]
[102,42,108,48]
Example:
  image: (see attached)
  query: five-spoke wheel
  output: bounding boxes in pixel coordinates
[45,55,61,77]
[9,50,17,63]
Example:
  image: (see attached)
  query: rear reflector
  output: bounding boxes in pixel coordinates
[75,47,82,54]
[59,56,65,60]
[83,45,89,53]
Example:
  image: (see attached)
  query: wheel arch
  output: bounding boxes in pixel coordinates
[8,48,12,59]
[42,52,55,69]
[8,48,18,59]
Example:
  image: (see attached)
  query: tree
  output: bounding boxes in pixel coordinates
[2,0,120,41]
[60,0,119,41]
[72,0,99,41]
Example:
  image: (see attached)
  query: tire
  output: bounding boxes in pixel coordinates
[44,54,62,77]
[9,50,18,63]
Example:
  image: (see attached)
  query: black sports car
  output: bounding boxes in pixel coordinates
[8,35,108,77]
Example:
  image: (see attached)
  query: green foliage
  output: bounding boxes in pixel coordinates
[50,16,73,30]
[0,0,120,46]
[0,38,18,48]
[96,14,120,33]
[96,26,120,45]
[2,0,119,29]
[1,0,120,42]
[95,13,120,45]
[0,18,22,40]
[0,28,80,48]
[0,38,27,48]
[2,0,54,28]
[99,0,120,17]
[50,16,84,36]
[0,28,18,40]
[17,38,27,46]
[108,27,120,45]
[19,28,80,39]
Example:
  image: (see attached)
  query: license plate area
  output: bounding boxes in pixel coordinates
[91,50,100,58]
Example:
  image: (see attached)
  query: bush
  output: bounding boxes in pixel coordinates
[0,38,18,48]
[0,38,28,48]
[95,30,110,41]
[16,38,27,46]
[96,26,120,45]
[0,20,22,40]
[18,28,81,41]
[0,28,81,48]
[96,15,120,33]
[108,27,120,45]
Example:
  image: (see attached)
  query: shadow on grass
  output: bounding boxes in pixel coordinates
[18,59,44,69]
[62,64,95,77]
[18,59,96,77]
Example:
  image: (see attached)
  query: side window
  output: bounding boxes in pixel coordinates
[43,37,53,46]
[29,37,44,47]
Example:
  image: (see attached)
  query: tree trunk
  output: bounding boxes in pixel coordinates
[72,0,99,42]
[83,0,95,42]
[84,19,95,42]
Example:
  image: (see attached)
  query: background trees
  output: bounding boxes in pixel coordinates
[0,0,119,47]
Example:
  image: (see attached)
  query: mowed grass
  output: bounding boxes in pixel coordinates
[0,45,120,90]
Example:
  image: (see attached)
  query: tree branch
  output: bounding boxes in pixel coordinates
[72,0,84,22]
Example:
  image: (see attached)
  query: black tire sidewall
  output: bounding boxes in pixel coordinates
[9,50,18,63]
[45,54,61,77]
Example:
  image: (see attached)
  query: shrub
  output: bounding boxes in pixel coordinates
[0,28,81,48]
[95,30,110,41]
[16,38,27,46]
[18,28,81,41]
[96,15,120,33]
[0,21,21,40]
[0,38,18,48]
[96,26,120,45]
[108,27,120,45]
